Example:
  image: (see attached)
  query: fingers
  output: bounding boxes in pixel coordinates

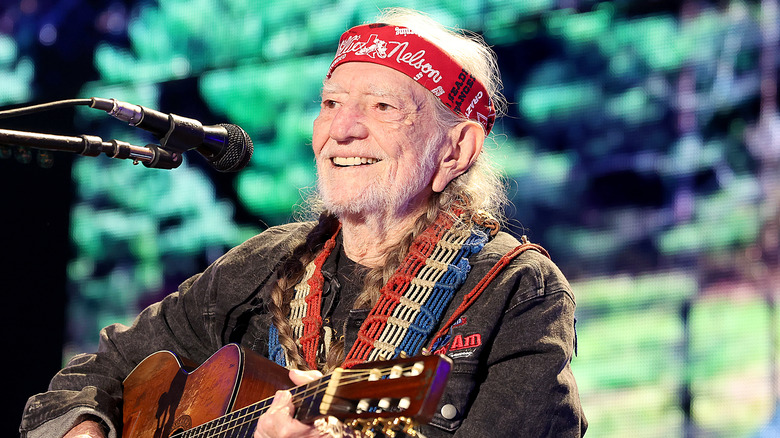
[289,368,323,385]
[253,369,328,438]
[254,390,291,438]
[254,390,322,438]
[266,389,293,417]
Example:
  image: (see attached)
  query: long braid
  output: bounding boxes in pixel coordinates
[268,277,307,370]
[268,213,340,370]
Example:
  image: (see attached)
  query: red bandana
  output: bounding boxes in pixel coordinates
[328,23,496,135]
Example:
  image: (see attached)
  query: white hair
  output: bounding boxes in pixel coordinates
[372,7,507,118]
[371,7,510,222]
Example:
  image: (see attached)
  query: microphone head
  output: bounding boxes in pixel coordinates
[212,123,253,172]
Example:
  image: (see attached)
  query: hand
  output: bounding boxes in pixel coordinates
[253,369,325,438]
[63,420,106,438]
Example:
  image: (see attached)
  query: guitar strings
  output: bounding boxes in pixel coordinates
[172,380,331,438]
[170,365,421,437]
[173,369,376,437]
[174,369,383,437]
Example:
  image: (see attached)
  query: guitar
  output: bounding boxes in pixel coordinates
[122,343,452,437]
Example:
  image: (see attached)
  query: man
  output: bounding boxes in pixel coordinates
[21,8,586,438]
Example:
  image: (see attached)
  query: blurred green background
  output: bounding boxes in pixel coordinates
[2,0,778,436]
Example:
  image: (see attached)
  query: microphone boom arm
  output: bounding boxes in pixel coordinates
[88,97,253,172]
[0,128,182,169]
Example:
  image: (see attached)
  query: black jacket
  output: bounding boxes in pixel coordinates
[21,221,587,437]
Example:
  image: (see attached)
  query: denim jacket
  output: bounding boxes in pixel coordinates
[21,221,586,437]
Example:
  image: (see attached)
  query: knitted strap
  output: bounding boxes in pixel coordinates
[366,227,474,362]
[427,239,550,352]
[269,225,340,369]
[392,229,487,358]
[289,262,316,341]
[275,208,499,371]
[343,210,491,368]
[343,213,456,367]
[298,233,339,369]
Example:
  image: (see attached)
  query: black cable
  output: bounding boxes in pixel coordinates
[0,98,93,119]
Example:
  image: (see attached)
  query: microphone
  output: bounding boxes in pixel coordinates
[89,97,253,172]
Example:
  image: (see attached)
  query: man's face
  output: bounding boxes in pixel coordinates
[312,62,443,219]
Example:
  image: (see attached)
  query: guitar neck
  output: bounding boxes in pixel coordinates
[178,377,333,437]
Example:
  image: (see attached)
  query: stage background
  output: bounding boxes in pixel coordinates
[2,0,779,436]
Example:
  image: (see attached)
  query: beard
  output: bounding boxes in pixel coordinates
[316,139,440,219]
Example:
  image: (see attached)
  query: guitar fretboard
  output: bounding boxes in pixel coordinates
[174,376,330,438]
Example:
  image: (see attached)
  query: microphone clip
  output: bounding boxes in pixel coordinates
[93,97,207,155]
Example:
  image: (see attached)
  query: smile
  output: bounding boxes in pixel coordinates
[332,157,380,167]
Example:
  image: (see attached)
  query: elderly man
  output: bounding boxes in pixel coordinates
[21,8,586,438]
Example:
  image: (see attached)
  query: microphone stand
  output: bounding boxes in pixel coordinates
[0,128,182,169]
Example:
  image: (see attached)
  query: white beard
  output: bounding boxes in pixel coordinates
[316,140,440,219]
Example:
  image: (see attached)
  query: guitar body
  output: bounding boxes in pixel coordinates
[122,344,293,438]
[122,344,451,438]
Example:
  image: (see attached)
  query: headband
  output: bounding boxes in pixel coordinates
[327,23,496,135]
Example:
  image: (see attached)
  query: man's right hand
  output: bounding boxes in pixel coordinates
[63,419,106,438]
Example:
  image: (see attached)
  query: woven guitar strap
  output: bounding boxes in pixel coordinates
[269,211,548,370]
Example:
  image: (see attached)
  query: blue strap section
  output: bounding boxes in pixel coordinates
[268,323,287,367]
[395,228,488,357]
[430,334,451,352]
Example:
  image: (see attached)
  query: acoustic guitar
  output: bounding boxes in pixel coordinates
[122,343,451,437]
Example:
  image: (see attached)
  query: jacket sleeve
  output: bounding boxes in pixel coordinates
[19,271,217,438]
[425,250,587,437]
[19,223,308,438]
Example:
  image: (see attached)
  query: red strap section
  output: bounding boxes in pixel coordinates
[299,226,340,370]
[342,211,458,368]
